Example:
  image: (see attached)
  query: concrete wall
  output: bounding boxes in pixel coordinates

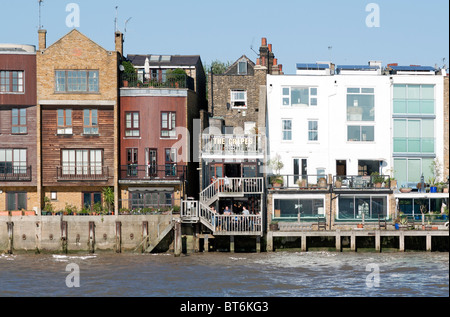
[0,215,175,254]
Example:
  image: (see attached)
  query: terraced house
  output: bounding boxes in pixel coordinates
[36,29,120,214]
[0,44,37,214]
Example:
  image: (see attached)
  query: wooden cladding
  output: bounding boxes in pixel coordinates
[41,106,114,186]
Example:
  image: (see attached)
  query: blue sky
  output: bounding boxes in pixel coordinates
[0,0,448,74]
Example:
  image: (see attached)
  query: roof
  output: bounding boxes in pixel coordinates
[127,54,201,67]
[390,65,435,72]
[336,65,380,70]
[296,63,330,70]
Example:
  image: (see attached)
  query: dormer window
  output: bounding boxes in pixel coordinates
[237,61,247,75]
[230,89,247,109]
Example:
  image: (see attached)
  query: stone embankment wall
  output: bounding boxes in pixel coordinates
[0,215,175,254]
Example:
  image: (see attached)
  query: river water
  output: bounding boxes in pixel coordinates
[0,251,448,298]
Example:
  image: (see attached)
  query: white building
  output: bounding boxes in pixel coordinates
[266,62,447,224]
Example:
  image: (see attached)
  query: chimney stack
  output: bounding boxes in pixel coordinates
[115,31,124,56]
[38,29,47,51]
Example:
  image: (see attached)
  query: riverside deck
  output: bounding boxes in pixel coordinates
[266,229,449,252]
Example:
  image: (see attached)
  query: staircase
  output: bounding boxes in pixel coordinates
[145,220,175,253]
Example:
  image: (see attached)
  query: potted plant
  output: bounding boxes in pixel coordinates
[400,186,412,193]
[0,210,9,216]
[334,177,342,188]
[268,154,284,188]
[371,172,384,188]
[296,178,307,189]
[269,221,279,231]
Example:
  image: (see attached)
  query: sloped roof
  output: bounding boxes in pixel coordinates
[223,55,255,75]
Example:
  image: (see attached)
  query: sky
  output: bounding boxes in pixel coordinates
[0,0,448,74]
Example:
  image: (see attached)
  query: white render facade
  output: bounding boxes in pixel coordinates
[265,63,447,223]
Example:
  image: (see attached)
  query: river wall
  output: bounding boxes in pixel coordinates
[0,215,175,254]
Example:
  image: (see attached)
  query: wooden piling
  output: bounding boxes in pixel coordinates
[335,230,341,252]
[115,221,122,253]
[350,233,356,251]
[60,221,68,254]
[230,236,235,253]
[174,219,182,257]
[266,232,273,252]
[399,232,405,252]
[89,221,95,253]
[7,222,13,254]
[204,234,209,252]
[256,236,261,253]
[301,233,307,252]
[142,221,149,253]
[426,233,432,252]
[375,230,381,252]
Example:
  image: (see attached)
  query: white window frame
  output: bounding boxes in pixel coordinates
[230,89,247,109]
[282,87,318,107]
[282,119,292,141]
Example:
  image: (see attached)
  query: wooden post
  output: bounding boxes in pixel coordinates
[375,230,381,252]
[174,219,182,257]
[266,232,273,252]
[335,230,341,252]
[350,233,356,252]
[426,233,432,252]
[194,224,199,253]
[7,222,13,254]
[142,221,149,253]
[89,221,95,254]
[301,233,307,252]
[256,236,261,253]
[60,221,68,254]
[35,221,41,254]
[115,221,122,253]
[204,234,209,252]
[399,232,405,252]
[230,235,235,253]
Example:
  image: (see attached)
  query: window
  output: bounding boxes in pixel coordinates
[308,120,318,141]
[393,119,434,153]
[7,192,27,211]
[61,149,103,175]
[12,108,27,134]
[347,126,374,142]
[347,87,375,121]
[283,87,317,106]
[57,109,73,134]
[165,148,177,176]
[0,149,27,175]
[55,70,99,93]
[237,61,247,75]
[146,149,157,176]
[394,158,434,189]
[125,112,140,137]
[393,84,435,115]
[274,198,324,219]
[83,192,102,210]
[161,112,176,138]
[83,109,99,135]
[126,148,138,176]
[337,195,387,220]
[130,191,174,209]
[282,119,292,141]
[230,90,247,108]
[0,71,24,93]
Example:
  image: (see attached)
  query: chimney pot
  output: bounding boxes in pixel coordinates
[261,38,267,46]
[268,44,272,52]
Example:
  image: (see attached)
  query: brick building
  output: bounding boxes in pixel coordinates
[36,29,120,214]
[0,44,37,213]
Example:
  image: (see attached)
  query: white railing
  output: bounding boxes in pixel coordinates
[181,200,263,235]
[201,134,264,156]
[200,177,264,205]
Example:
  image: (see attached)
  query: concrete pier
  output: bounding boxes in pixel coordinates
[267,229,449,252]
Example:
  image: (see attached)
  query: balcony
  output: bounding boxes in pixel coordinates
[0,166,32,182]
[333,175,391,190]
[201,134,265,158]
[267,174,330,191]
[120,73,194,90]
[56,166,109,181]
[119,165,186,182]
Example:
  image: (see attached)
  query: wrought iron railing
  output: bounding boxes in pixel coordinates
[120,165,186,181]
[333,175,391,189]
[121,72,194,90]
[56,166,109,181]
[0,166,32,181]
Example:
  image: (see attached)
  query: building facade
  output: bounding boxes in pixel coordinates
[0,44,37,213]
[36,29,120,214]
[266,62,447,228]
[118,54,206,212]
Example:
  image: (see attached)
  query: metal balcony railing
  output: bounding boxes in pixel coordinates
[0,166,32,181]
[120,165,186,181]
[333,175,391,189]
[56,166,109,181]
[121,72,194,90]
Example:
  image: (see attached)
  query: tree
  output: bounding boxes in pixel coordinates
[204,60,232,75]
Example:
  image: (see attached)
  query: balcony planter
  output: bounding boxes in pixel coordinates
[0,211,9,216]
[335,179,342,188]
[318,177,327,189]
[357,224,364,229]
[11,210,22,216]
[269,222,279,231]
[24,211,35,216]
[430,186,437,193]
[400,188,412,193]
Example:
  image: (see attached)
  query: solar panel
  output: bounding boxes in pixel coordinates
[390,65,435,72]
[296,63,329,70]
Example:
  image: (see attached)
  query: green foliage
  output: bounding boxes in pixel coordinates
[102,187,114,212]
[43,196,54,214]
[121,60,136,74]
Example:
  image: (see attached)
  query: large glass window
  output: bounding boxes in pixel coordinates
[57,109,72,134]
[125,112,140,137]
[337,195,387,220]
[393,119,434,154]
[393,84,435,115]
[83,109,99,135]
[394,158,434,188]
[0,149,27,175]
[7,192,27,211]
[230,90,247,108]
[161,112,176,138]
[308,120,318,141]
[11,108,27,134]
[55,70,99,93]
[347,88,374,121]
[61,149,103,175]
[0,71,24,93]
[347,125,374,142]
[274,198,324,219]
[283,87,317,106]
